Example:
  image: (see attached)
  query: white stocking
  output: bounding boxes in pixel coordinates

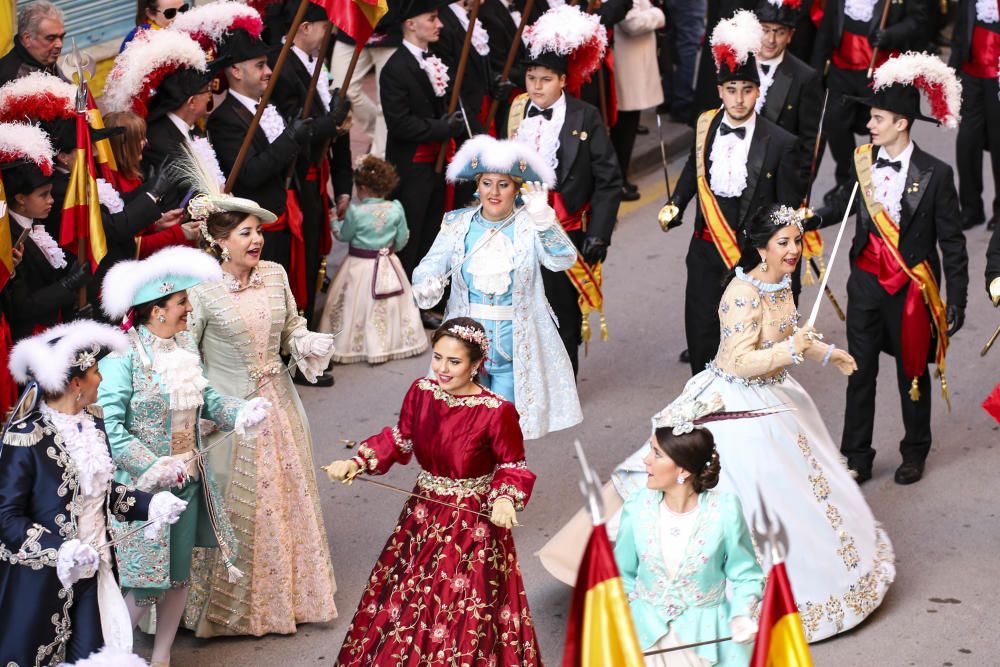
[151,586,189,663]
[124,590,149,628]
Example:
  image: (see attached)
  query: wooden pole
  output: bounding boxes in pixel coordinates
[284,20,335,186]
[483,0,535,131]
[866,0,892,79]
[434,0,483,173]
[224,0,312,193]
[587,0,609,129]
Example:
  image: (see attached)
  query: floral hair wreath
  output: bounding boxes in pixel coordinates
[770,205,804,232]
[446,324,491,360]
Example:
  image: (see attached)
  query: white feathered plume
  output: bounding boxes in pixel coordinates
[872,52,962,128]
[170,143,277,224]
[169,0,264,49]
[0,72,76,123]
[522,4,607,93]
[100,246,224,320]
[10,320,129,394]
[710,10,763,71]
[0,121,55,175]
[57,646,149,667]
[103,29,208,117]
[446,134,557,187]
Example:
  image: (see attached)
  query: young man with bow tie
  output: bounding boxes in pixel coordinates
[833,54,968,485]
[506,3,623,374]
[660,11,803,375]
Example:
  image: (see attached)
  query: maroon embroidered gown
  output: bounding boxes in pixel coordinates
[337,377,542,666]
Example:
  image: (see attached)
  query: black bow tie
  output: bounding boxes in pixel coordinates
[527,106,554,120]
[760,63,771,74]
[421,50,431,59]
[875,157,902,172]
[719,123,746,139]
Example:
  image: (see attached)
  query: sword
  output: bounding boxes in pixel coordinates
[656,114,680,232]
[458,97,475,140]
[806,182,858,328]
[643,636,734,657]
[981,323,1000,357]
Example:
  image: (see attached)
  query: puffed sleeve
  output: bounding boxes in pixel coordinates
[0,444,61,568]
[97,352,159,479]
[717,282,794,378]
[721,494,765,619]
[613,495,640,597]
[486,402,535,511]
[351,378,421,475]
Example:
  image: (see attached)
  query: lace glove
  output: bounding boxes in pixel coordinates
[144,492,188,540]
[490,497,518,529]
[56,539,100,588]
[412,276,446,310]
[731,616,758,644]
[522,181,556,231]
[324,459,359,484]
[235,397,272,437]
[170,451,200,483]
[134,455,187,491]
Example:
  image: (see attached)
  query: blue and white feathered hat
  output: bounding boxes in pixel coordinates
[101,245,224,321]
[9,320,128,395]
[445,135,557,187]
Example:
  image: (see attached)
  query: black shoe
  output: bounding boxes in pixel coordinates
[848,466,872,484]
[620,186,640,202]
[988,215,998,231]
[960,215,984,231]
[624,181,639,194]
[294,369,335,387]
[678,348,689,363]
[636,124,649,135]
[421,311,443,330]
[894,461,924,485]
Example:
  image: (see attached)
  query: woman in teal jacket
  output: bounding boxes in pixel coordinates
[615,409,764,666]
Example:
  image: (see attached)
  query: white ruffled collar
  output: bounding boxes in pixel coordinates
[977,0,999,22]
[735,266,791,292]
[450,3,490,56]
[40,402,115,498]
[229,89,285,143]
[466,209,516,295]
[10,210,68,269]
[844,0,878,22]
[149,335,208,411]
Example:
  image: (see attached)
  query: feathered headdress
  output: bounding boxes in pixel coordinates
[169,0,264,51]
[870,52,962,128]
[522,4,608,95]
[755,0,802,26]
[710,10,763,83]
[446,134,557,186]
[103,29,209,118]
[0,72,76,123]
[9,320,128,394]
[0,122,55,176]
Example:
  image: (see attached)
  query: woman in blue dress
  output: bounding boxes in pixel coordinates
[411,135,582,439]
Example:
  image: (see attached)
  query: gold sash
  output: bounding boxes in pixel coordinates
[694,109,742,269]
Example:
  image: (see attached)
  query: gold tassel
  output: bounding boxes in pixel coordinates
[581,312,591,343]
[937,368,952,413]
[802,264,815,285]
[316,257,328,294]
[600,310,609,341]
[908,376,920,402]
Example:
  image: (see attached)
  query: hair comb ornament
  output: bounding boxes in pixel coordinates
[771,205,804,232]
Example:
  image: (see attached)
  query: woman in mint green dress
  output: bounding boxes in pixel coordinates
[318,155,428,363]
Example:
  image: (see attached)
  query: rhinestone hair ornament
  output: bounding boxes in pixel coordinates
[73,345,101,372]
[771,204,804,232]
[446,324,490,359]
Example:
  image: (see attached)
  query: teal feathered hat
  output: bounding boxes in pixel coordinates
[445,134,557,186]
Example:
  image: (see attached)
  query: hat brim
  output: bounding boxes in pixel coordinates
[842,95,941,125]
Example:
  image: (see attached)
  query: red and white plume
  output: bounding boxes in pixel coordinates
[522,4,608,95]
[103,29,208,118]
[710,10,763,73]
[764,0,802,8]
[0,72,76,123]
[169,0,264,50]
[873,52,962,128]
[0,122,55,176]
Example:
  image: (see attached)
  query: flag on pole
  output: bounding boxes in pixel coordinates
[85,90,121,189]
[562,524,644,667]
[315,0,389,43]
[0,0,14,57]
[60,112,107,271]
[0,176,12,292]
[750,562,813,667]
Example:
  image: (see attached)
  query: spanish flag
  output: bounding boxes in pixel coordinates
[86,90,121,189]
[60,112,107,271]
[562,524,644,667]
[750,562,813,667]
[0,175,12,291]
[315,0,389,43]
[0,0,13,57]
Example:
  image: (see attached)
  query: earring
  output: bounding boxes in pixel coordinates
[471,368,478,379]
[75,392,82,403]
[158,315,167,323]
[759,259,768,273]
[676,473,687,485]
[220,246,231,263]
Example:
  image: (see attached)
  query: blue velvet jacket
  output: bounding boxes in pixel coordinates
[0,405,151,667]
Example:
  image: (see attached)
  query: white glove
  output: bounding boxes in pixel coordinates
[731,615,758,644]
[489,497,518,529]
[56,538,100,588]
[235,397,272,437]
[412,276,446,310]
[171,451,200,483]
[144,491,189,540]
[324,459,360,483]
[135,455,188,492]
[990,276,1000,306]
[305,332,335,358]
[521,180,555,231]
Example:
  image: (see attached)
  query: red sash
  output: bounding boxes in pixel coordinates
[413,139,457,211]
[832,31,895,70]
[962,24,1000,78]
[549,192,591,232]
[262,190,308,309]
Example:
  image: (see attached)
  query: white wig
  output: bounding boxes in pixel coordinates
[10,320,128,394]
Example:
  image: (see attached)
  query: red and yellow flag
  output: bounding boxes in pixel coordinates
[315,0,389,44]
[86,90,121,189]
[562,524,644,667]
[750,562,813,667]
[983,382,1000,425]
[0,175,12,291]
[60,112,107,271]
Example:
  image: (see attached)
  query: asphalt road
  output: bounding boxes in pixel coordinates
[156,119,999,666]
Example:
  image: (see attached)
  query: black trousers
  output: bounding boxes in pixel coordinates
[610,110,641,183]
[841,267,933,470]
[824,67,873,184]
[956,72,1000,226]
[541,229,584,375]
[395,162,446,278]
[261,228,292,270]
[296,178,325,325]
[684,236,728,375]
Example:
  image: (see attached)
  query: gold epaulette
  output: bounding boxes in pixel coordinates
[3,421,44,447]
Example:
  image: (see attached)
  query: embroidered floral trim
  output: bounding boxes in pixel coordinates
[735,266,791,293]
[224,268,264,292]
[795,433,860,570]
[354,442,379,473]
[417,378,502,408]
[111,483,138,521]
[495,459,527,471]
[707,360,787,386]
[416,470,491,498]
[40,404,115,498]
[247,360,284,383]
[488,482,527,511]
[391,425,413,454]
[0,523,58,569]
[96,177,124,213]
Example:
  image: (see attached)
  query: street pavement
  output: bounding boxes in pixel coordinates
[156,118,999,666]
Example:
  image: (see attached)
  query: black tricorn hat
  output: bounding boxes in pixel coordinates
[283,0,329,24]
[754,0,802,27]
[2,160,52,196]
[147,58,230,120]
[845,84,940,125]
[401,0,451,20]
[218,28,270,64]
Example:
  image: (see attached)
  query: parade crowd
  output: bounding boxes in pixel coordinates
[0,0,998,665]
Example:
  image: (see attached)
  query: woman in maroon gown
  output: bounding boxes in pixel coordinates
[326,317,542,666]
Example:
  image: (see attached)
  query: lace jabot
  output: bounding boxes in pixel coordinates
[466,211,516,295]
[150,335,208,411]
[40,402,115,498]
